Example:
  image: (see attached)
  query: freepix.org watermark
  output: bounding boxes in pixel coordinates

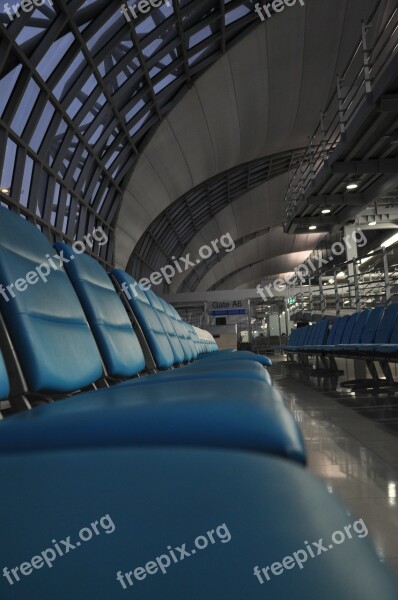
[121,232,235,298]
[120,0,171,22]
[0,226,108,304]
[255,0,305,22]
[3,0,54,21]
[116,522,231,591]
[253,518,368,584]
[3,514,116,586]
[257,228,367,301]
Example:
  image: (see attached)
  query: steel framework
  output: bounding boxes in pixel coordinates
[0,0,259,265]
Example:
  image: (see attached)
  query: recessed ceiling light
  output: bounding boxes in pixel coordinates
[322,209,331,214]
[346,183,359,190]
[369,220,377,226]
[309,225,317,230]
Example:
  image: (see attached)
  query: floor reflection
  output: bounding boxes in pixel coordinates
[273,356,398,575]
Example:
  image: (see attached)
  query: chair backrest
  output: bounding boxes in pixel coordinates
[145,289,185,364]
[0,350,10,400]
[158,298,194,361]
[331,316,350,345]
[389,312,398,344]
[54,243,145,378]
[167,305,199,358]
[306,324,318,346]
[314,319,330,345]
[294,326,307,347]
[374,302,398,344]
[193,326,207,353]
[112,270,175,369]
[340,313,360,344]
[302,326,312,346]
[349,309,371,344]
[0,208,103,393]
[361,306,384,343]
[326,318,340,345]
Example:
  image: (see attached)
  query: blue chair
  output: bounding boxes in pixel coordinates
[355,303,398,353]
[305,320,330,351]
[334,307,384,356]
[54,243,270,384]
[0,208,304,463]
[113,270,272,367]
[0,447,396,599]
[0,350,10,403]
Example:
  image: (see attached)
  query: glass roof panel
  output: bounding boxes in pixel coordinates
[0,0,260,266]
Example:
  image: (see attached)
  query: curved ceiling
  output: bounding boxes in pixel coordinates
[170,174,324,292]
[129,149,305,282]
[117,0,379,288]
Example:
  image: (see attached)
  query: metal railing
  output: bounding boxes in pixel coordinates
[284,0,398,224]
[286,241,398,318]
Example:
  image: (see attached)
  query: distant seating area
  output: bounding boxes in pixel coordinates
[285,304,398,386]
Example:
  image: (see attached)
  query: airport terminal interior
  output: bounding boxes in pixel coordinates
[1,0,398,598]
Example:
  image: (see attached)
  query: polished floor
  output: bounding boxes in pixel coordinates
[272,355,398,576]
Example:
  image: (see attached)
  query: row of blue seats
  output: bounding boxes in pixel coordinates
[286,302,398,357]
[0,207,299,461]
[0,207,396,599]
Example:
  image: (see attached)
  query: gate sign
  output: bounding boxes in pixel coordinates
[210,300,247,316]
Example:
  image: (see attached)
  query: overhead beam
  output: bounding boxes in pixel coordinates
[307,193,364,206]
[358,223,398,230]
[294,216,336,227]
[332,159,398,175]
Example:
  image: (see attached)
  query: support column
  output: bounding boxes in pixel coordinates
[284,301,290,337]
[344,224,359,311]
[344,225,364,380]
[309,277,313,313]
[247,299,252,345]
[204,301,209,327]
[383,248,391,305]
[319,278,325,317]
[334,268,341,315]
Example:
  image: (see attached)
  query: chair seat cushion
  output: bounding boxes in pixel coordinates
[198,351,272,367]
[375,345,398,354]
[0,448,396,599]
[181,359,272,384]
[0,377,304,463]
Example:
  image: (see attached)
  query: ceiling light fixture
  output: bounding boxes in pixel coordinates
[336,271,346,279]
[0,188,10,194]
[322,209,331,214]
[381,232,398,249]
[346,183,359,190]
[369,220,377,226]
[309,225,317,230]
